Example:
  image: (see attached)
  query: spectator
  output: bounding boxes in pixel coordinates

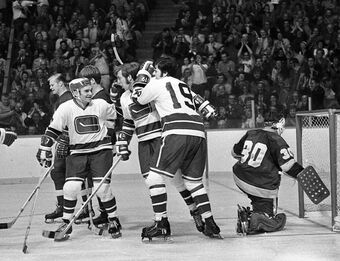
[241,107,255,129]
[204,33,223,59]
[285,105,297,127]
[88,46,110,91]
[217,51,235,80]
[172,33,189,64]
[225,94,243,128]
[151,27,173,61]
[190,53,208,98]
[180,67,192,89]
[24,108,49,134]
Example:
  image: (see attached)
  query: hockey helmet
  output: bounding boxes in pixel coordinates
[68,78,91,97]
[265,116,286,136]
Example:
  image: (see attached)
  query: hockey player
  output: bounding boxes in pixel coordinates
[36,77,121,239]
[112,61,215,237]
[133,57,221,239]
[45,74,92,224]
[0,128,17,146]
[231,117,305,235]
[79,65,118,227]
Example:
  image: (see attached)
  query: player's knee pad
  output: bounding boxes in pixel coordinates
[184,180,204,194]
[248,212,286,234]
[63,180,82,200]
[171,170,186,192]
[145,171,166,196]
[94,182,113,202]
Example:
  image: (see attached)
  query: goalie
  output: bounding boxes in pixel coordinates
[231,116,329,235]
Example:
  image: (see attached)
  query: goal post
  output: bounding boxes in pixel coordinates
[296,109,340,228]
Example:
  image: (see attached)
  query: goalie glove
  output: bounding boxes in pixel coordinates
[0,128,17,146]
[56,133,70,159]
[116,132,131,161]
[36,134,54,167]
[193,93,217,119]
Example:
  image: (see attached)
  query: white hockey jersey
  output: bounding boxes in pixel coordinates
[136,76,205,138]
[50,98,116,154]
[120,88,162,142]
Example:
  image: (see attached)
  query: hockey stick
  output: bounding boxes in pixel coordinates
[111,33,124,65]
[22,164,47,253]
[0,164,54,230]
[42,156,121,241]
[85,178,104,236]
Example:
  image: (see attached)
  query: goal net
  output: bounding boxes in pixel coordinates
[296,109,340,228]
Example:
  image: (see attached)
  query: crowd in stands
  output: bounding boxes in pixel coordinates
[152,0,340,128]
[0,0,152,134]
[1,0,340,134]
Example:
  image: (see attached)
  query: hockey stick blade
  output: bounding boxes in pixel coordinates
[0,222,12,229]
[42,229,56,239]
[22,244,28,254]
[54,231,70,241]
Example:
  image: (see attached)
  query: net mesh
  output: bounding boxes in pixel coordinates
[299,112,340,217]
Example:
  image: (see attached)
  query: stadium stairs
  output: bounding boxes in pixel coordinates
[136,0,181,62]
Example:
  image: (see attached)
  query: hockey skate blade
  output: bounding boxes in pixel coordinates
[42,230,56,239]
[110,232,122,239]
[142,236,174,244]
[205,233,224,240]
[45,219,62,224]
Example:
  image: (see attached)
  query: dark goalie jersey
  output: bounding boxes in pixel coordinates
[232,129,295,199]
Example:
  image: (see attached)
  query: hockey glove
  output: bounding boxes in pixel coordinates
[110,82,121,105]
[116,132,131,161]
[0,128,17,146]
[36,135,54,167]
[131,86,143,101]
[193,93,217,119]
[56,133,70,159]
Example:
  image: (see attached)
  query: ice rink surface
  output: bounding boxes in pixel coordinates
[1,171,339,261]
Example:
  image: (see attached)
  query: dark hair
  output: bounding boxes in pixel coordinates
[79,65,101,84]
[155,56,176,77]
[118,62,140,80]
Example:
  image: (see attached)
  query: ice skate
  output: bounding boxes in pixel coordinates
[108,217,122,238]
[45,205,63,223]
[190,209,205,232]
[91,209,109,228]
[75,206,95,224]
[236,205,251,236]
[141,217,172,242]
[203,216,223,239]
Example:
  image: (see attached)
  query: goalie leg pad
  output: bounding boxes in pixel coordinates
[248,212,286,235]
[297,166,330,204]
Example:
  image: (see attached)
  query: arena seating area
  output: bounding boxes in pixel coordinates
[0,0,340,134]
